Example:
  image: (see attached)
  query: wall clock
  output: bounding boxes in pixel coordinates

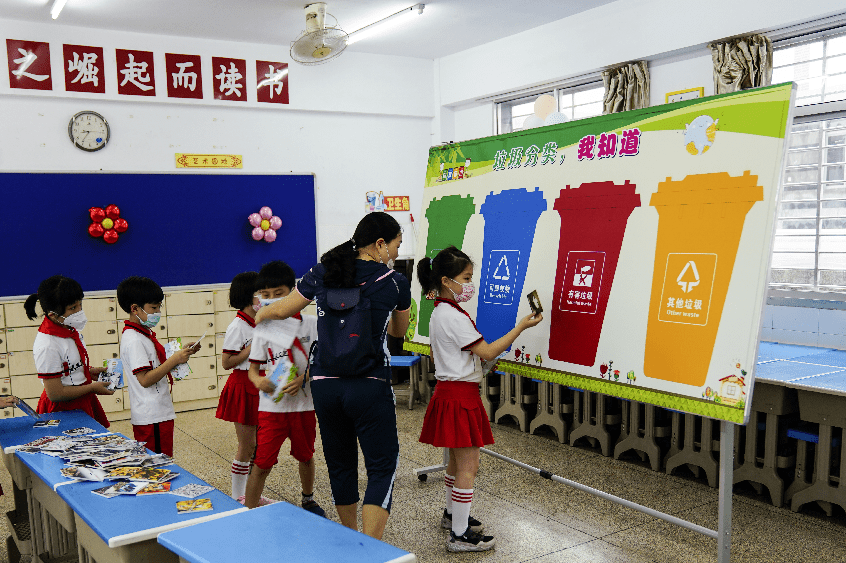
[68,111,110,152]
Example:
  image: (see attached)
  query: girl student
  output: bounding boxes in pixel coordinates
[25,275,114,428]
[255,212,410,540]
[215,271,261,500]
[416,246,542,553]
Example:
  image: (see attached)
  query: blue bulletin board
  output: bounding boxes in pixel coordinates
[0,173,317,297]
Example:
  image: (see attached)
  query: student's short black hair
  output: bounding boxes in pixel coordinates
[229,271,259,310]
[116,276,165,314]
[256,261,296,292]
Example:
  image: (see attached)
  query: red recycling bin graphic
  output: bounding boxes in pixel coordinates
[548,181,641,366]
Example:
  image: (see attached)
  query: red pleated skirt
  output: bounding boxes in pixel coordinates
[419,380,494,448]
[216,369,260,426]
[37,388,110,428]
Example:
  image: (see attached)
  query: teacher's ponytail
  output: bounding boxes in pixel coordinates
[322,212,402,288]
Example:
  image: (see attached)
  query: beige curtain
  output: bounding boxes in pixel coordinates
[602,61,649,114]
[709,34,773,94]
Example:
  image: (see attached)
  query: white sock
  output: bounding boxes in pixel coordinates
[451,487,473,535]
[231,460,250,499]
[444,474,455,514]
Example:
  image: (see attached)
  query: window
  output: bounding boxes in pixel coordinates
[496,83,604,134]
[772,30,846,290]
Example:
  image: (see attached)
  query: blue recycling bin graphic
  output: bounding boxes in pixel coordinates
[476,187,547,343]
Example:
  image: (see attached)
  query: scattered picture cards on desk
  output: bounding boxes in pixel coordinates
[170,484,215,499]
[176,498,213,514]
[33,420,60,428]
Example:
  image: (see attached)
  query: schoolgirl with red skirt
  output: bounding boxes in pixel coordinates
[417,246,542,553]
[25,275,114,429]
[215,271,261,500]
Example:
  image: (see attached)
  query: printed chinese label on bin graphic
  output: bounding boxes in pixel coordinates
[408,83,796,424]
[657,254,717,326]
[483,250,520,305]
[559,252,605,315]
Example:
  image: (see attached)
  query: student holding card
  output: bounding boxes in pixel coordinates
[215,271,261,499]
[244,261,324,516]
[25,275,114,427]
[117,276,198,456]
[416,246,542,553]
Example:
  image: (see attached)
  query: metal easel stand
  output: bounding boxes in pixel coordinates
[414,421,735,563]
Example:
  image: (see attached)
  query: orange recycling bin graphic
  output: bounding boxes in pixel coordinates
[643,171,763,387]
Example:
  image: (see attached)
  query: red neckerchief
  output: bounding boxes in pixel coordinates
[38,317,92,383]
[434,297,478,331]
[236,310,256,328]
[122,320,173,387]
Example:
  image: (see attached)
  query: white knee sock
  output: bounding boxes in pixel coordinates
[231,460,250,499]
[451,487,473,535]
[444,474,455,513]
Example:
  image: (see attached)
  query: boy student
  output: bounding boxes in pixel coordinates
[117,276,199,457]
[244,261,324,516]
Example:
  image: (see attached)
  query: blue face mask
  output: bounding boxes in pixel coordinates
[259,297,281,308]
[139,309,161,328]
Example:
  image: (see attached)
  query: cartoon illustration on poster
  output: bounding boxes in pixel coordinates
[405,83,796,424]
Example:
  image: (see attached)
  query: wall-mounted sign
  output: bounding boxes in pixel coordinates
[175,154,243,168]
[6,39,52,91]
[384,195,410,212]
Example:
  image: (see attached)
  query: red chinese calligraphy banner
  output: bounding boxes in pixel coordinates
[256,60,288,104]
[165,53,203,99]
[406,83,798,425]
[6,39,52,91]
[63,44,105,94]
[212,57,246,102]
[116,49,156,96]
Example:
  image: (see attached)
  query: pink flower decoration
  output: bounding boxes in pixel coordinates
[249,206,282,242]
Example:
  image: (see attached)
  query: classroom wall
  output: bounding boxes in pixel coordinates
[0,17,435,264]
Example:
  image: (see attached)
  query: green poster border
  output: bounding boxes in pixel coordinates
[403,341,743,423]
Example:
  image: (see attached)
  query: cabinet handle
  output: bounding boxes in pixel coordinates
[210,364,215,369]
[112,353,118,358]
[116,398,121,403]
[207,343,213,348]
[0,364,4,369]
[208,385,216,390]
[206,300,212,305]
[160,325,166,330]
[109,307,115,312]
[0,339,3,344]
[208,322,213,327]
[106,329,115,334]
[1,387,7,393]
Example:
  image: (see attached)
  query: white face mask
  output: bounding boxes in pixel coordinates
[57,310,88,331]
[259,297,281,308]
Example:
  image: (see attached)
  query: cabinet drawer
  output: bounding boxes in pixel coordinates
[172,376,218,403]
[214,311,237,333]
[213,290,231,312]
[6,327,37,352]
[165,292,214,316]
[187,357,218,380]
[192,339,216,358]
[99,393,125,413]
[8,352,35,377]
[11,374,42,400]
[0,407,15,419]
[0,329,6,353]
[84,297,119,322]
[0,304,4,328]
[0,377,10,395]
[88,344,120,363]
[4,302,40,328]
[0,354,8,378]
[216,352,229,377]
[123,387,131,410]
[166,314,215,338]
[81,320,119,346]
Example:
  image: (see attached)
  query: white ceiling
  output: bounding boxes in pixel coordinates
[2,0,615,59]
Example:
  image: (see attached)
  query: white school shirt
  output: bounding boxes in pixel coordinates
[120,327,176,426]
[33,332,89,385]
[429,300,484,383]
[221,312,255,371]
[249,315,316,414]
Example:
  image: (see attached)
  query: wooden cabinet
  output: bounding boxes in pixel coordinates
[187,357,218,380]
[214,311,237,333]
[166,314,214,339]
[5,327,38,352]
[88,344,120,363]
[0,329,6,353]
[99,393,125,413]
[0,304,4,328]
[165,292,214,316]
[213,290,231,312]
[84,297,119,322]
[8,351,35,377]
[172,376,218,403]
[0,353,8,378]
[0,377,11,395]
[11,374,42,400]
[0,407,15,419]
[4,302,39,328]
[81,320,119,346]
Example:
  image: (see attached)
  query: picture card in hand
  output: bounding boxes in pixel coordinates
[526,290,543,315]
[164,339,192,381]
[176,498,213,514]
[100,358,124,390]
[263,356,298,404]
[170,484,215,499]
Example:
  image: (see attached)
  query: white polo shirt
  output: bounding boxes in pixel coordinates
[120,326,175,426]
[249,315,316,414]
[430,300,484,383]
[221,312,255,371]
[33,332,89,385]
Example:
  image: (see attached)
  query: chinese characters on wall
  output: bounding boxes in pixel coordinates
[5,39,289,104]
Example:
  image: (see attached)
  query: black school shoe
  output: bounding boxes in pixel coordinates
[447,528,496,552]
[441,509,484,532]
[302,499,326,517]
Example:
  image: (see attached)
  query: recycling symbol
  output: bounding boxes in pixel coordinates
[493,255,510,281]
[677,261,700,293]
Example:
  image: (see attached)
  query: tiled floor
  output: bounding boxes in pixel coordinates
[2,399,846,563]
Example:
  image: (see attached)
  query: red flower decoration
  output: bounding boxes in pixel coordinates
[88,205,128,244]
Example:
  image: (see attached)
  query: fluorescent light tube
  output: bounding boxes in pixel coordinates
[51,0,68,20]
[347,3,424,45]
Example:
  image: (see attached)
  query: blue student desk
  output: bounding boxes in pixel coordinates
[158,501,417,563]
